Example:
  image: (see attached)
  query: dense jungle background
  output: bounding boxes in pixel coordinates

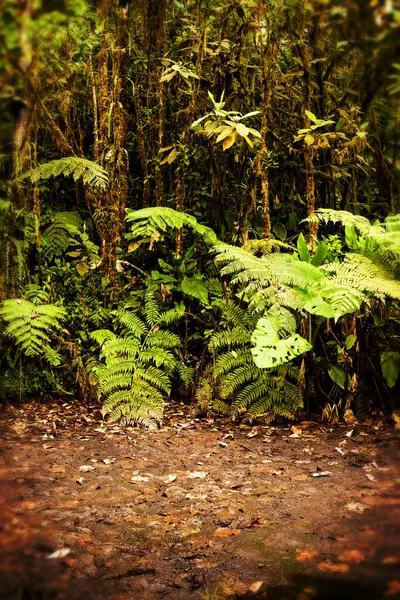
[1,0,400,427]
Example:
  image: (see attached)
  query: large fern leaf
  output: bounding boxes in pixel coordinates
[0,299,66,356]
[27,158,109,190]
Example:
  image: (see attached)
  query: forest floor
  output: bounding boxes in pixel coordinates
[0,400,399,600]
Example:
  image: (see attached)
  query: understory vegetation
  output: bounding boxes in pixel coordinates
[1,0,399,427]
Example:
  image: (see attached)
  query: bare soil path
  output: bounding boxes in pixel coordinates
[0,399,399,600]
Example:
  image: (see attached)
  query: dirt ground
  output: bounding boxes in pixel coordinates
[0,399,399,600]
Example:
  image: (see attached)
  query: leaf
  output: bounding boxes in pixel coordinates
[214,528,241,537]
[272,223,287,241]
[235,122,250,137]
[47,548,71,559]
[304,297,334,318]
[222,132,236,150]
[160,147,178,165]
[381,350,400,388]
[187,471,208,479]
[216,126,235,143]
[249,582,264,593]
[297,233,311,262]
[160,70,177,82]
[328,364,349,389]
[76,262,89,276]
[251,316,311,369]
[317,561,350,573]
[305,110,318,124]
[345,334,357,349]
[311,240,328,266]
[181,276,209,304]
[304,133,315,145]
[241,111,260,119]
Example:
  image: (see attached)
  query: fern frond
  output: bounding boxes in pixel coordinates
[139,349,178,370]
[214,349,253,378]
[41,212,82,260]
[27,158,108,190]
[209,326,251,351]
[179,365,195,388]
[144,287,161,325]
[146,330,181,348]
[303,209,381,236]
[90,329,117,346]
[115,309,147,338]
[126,207,219,247]
[219,364,260,397]
[0,300,66,356]
[134,366,172,394]
[157,305,185,325]
[323,254,400,299]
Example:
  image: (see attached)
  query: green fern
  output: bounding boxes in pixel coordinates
[0,299,66,356]
[126,207,219,247]
[90,290,184,427]
[26,158,109,190]
[41,212,82,260]
[203,301,303,422]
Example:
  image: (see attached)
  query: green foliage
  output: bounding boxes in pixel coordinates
[205,302,303,422]
[0,299,66,356]
[41,212,82,261]
[126,207,219,248]
[90,290,183,427]
[26,158,109,190]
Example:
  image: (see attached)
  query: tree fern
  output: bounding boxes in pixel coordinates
[26,158,109,190]
[0,299,66,356]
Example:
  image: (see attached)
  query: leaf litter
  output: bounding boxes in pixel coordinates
[0,399,399,600]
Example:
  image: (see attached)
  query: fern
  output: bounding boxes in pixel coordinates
[126,206,219,247]
[90,291,185,427]
[26,158,109,190]
[304,209,383,237]
[0,299,66,356]
[41,212,82,260]
[201,300,303,422]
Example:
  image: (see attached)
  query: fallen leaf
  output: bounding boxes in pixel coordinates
[102,458,116,465]
[130,475,150,483]
[338,549,365,563]
[187,471,208,479]
[76,477,84,485]
[163,474,177,484]
[296,550,317,561]
[80,465,95,472]
[366,473,376,482]
[247,431,258,438]
[185,493,208,500]
[249,581,264,593]
[311,471,332,477]
[346,429,354,438]
[317,561,350,573]
[47,548,71,559]
[346,502,368,513]
[291,426,302,435]
[335,447,346,456]
[214,528,241,537]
